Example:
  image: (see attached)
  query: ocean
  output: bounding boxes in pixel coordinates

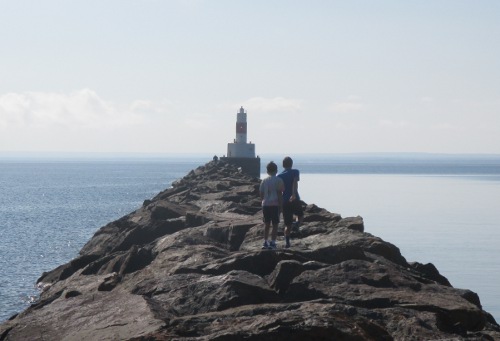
[1,155,499,323]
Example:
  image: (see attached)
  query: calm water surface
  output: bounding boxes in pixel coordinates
[0,159,201,321]
[300,173,500,322]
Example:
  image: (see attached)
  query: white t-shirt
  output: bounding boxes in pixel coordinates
[260,175,284,206]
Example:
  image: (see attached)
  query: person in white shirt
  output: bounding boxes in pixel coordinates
[259,161,284,249]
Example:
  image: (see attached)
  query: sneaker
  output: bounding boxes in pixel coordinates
[285,242,291,248]
[269,241,277,250]
[262,241,269,249]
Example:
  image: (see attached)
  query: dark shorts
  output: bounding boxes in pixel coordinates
[283,200,304,226]
[263,206,280,225]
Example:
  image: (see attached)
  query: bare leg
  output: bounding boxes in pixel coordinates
[264,222,270,241]
[284,224,291,247]
[271,222,279,241]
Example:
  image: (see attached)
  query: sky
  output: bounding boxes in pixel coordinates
[1,0,499,156]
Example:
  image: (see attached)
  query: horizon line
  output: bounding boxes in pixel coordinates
[1,151,500,160]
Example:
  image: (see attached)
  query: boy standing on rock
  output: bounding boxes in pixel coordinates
[260,161,284,249]
[278,156,304,248]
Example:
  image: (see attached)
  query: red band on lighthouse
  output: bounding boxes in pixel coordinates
[236,122,247,134]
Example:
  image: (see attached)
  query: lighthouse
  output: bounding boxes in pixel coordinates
[221,107,261,178]
[227,106,255,158]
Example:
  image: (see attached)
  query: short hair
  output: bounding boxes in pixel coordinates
[283,156,293,168]
[266,161,278,174]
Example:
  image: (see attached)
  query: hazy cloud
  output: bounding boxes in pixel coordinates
[0,89,143,130]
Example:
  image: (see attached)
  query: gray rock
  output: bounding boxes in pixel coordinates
[2,160,499,340]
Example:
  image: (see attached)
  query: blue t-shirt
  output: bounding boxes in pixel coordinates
[278,168,300,202]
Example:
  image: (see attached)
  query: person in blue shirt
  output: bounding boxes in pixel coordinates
[278,156,304,248]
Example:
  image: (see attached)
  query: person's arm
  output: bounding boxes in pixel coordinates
[277,178,285,212]
[291,169,300,201]
[290,176,298,201]
[277,181,284,212]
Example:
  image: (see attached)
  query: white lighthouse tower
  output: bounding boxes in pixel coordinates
[221,106,260,178]
[227,106,255,158]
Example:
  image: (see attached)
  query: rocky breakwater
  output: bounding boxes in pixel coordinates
[2,160,499,340]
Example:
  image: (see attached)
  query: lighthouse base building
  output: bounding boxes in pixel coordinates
[220,107,260,178]
[220,156,260,179]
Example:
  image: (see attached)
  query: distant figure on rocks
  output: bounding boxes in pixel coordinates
[278,156,304,248]
[259,161,284,250]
